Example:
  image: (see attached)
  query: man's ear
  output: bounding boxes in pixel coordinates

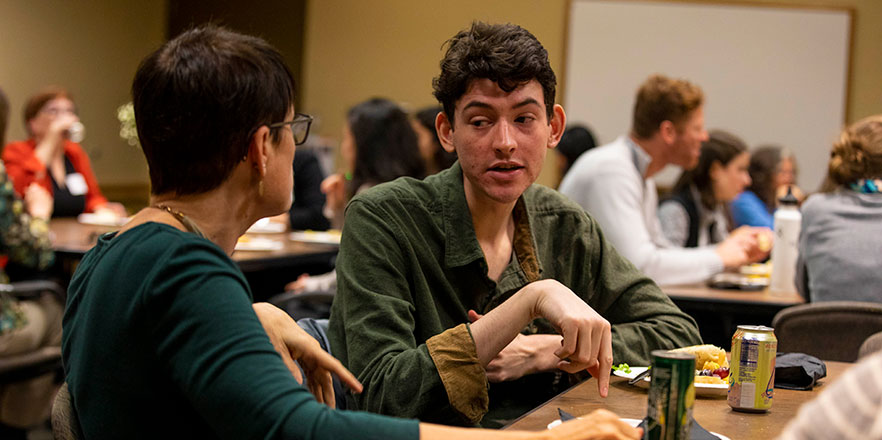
[659,120,677,145]
[436,112,456,154]
[248,125,272,178]
[547,104,567,149]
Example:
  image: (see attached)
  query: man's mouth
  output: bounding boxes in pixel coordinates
[489,163,524,172]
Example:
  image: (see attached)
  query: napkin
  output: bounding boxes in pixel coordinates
[774,352,827,390]
[556,409,720,440]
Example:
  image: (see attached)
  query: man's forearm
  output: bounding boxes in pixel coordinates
[469,285,538,366]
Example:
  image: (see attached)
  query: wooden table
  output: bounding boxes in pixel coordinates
[49,218,338,299]
[506,361,853,439]
[663,284,805,347]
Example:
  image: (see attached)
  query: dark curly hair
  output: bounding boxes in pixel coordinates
[432,22,556,125]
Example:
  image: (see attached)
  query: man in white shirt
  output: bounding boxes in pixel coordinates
[559,74,768,285]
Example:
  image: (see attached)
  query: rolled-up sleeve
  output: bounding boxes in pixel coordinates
[426,323,488,423]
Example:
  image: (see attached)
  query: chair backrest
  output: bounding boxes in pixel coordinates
[0,346,62,383]
[51,382,83,440]
[772,301,882,362]
[859,331,882,360]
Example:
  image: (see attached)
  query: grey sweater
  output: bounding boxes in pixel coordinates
[796,189,882,302]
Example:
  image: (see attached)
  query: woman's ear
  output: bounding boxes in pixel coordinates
[248,125,271,177]
[709,160,723,181]
[436,112,456,154]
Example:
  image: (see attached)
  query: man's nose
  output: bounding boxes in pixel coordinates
[494,121,516,154]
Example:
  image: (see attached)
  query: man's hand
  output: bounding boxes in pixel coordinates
[251,302,362,408]
[529,280,613,396]
[716,226,773,268]
[468,310,562,382]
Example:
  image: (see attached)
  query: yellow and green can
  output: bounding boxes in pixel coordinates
[728,325,777,412]
[645,350,696,440]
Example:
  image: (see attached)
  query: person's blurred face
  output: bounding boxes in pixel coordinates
[711,152,751,202]
[776,157,796,187]
[412,120,437,168]
[436,79,565,207]
[668,107,708,170]
[340,122,356,173]
[28,97,77,139]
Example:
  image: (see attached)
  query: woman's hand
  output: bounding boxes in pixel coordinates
[34,113,79,167]
[24,183,53,220]
[320,174,346,217]
[252,302,362,408]
[548,409,642,439]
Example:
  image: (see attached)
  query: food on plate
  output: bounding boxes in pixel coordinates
[669,344,729,385]
[757,232,772,252]
[612,363,632,374]
[740,262,772,278]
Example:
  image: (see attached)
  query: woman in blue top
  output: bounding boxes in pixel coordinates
[730,145,803,228]
[61,25,638,440]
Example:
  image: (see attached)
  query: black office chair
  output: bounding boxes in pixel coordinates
[268,290,335,320]
[772,301,882,362]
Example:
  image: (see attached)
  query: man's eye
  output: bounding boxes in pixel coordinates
[471,120,489,127]
[515,116,535,124]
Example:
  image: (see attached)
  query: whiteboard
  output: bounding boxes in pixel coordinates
[564,0,851,190]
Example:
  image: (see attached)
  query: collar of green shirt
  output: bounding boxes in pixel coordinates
[438,162,542,284]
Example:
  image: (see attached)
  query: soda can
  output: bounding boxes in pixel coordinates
[645,350,696,440]
[728,325,777,412]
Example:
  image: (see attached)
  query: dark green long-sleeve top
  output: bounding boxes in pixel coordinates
[328,163,701,428]
[62,223,418,439]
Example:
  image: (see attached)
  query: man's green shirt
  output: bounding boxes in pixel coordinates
[329,163,701,427]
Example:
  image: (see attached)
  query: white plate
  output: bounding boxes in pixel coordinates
[548,417,730,440]
[613,367,729,396]
[77,213,129,227]
[234,237,284,251]
[289,230,341,245]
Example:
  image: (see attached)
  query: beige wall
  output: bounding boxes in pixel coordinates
[301,0,569,186]
[302,0,882,187]
[0,1,166,191]
[2,1,878,191]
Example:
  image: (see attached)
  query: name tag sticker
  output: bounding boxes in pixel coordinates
[66,173,88,196]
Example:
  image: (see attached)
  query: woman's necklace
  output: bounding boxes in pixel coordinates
[153,204,205,238]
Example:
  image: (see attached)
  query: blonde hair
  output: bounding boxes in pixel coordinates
[632,74,704,139]
[825,115,882,189]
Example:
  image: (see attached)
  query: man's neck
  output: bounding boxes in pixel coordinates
[464,179,517,280]
[629,133,668,179]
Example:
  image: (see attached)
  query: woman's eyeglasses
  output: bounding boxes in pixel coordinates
[269,113,313,145]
